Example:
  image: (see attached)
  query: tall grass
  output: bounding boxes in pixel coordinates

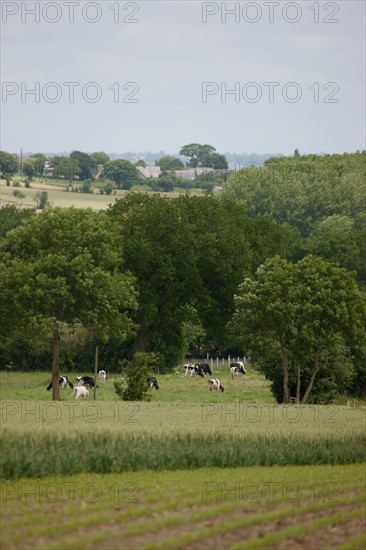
[1,429,365,479]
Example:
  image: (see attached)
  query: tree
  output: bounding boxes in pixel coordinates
[70,151,97,181]
[29,153,46,177]
[104,160,139,190]
[23,159,36,180]
[13,190,26,204]
[0,151,19,176]
[90,151,110,166]
[229,255,366,403]
[0,205,35,238]
[0,208,138,400]
[209,153,228,170]
[156,155,184,171]
[51,156,81,182]
[179,144,217,168]
[108,194,255,365]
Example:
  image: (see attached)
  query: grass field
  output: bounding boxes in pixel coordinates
[0,180,206,211]
[1,369,365,549]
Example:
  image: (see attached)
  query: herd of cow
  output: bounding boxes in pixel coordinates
[183,362,246,393]
[46,362,246,398]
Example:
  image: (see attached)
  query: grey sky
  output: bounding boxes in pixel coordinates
[1,1,365,155]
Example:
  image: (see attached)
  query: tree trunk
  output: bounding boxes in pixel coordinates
[301,352,320,404]
[131,324,154,355]
[296,365,301,403]
[280,336,290,404]
[51,332,61,401]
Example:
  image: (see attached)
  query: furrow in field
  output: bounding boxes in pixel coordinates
[230,507,365,549]
[21,493,363,550]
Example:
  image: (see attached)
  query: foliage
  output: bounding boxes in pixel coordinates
[0,151,19,176]
[229,255,366,403]
[51,156,81,182]
[221,152,366,237]
[90,151,110,166]
[0,205,35,238]
[104,159,139,190]
[156,155,184,171]
[70,151,97,181]
[23,158,36,180]
[0,208,138,399]
[115,352,159,401]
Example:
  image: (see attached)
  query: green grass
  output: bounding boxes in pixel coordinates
[1,370,365,477]
[0,367,274,403]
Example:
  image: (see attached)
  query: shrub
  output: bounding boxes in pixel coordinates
[115,352,159,401]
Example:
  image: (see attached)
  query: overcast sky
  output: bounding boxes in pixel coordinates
[1,0,365,155]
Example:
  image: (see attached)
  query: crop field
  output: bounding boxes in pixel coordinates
[1,370,365,549]
[0,181,205,211]
[0,465,365,550]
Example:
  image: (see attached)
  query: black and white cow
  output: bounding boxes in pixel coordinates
[195,363,212,375]
[46,376,73,391]
[147,376,159,390]
[75,376,97,388]
[230,362,246,378]
[208,379,224,392]
[184,364,205,378]
[98,370,107,382]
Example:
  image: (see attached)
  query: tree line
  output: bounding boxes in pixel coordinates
[0,151,365,403]
[0,144,229,193]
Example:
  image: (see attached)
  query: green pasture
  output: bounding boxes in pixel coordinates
[0,367,273,403]
[1,370,365,478]
[1,464,365,550]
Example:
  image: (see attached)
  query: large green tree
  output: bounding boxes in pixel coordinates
[104,160,139,190]
[108,194,294,364]
[179,144,219,168]
[156,155,184,171]
[0,151,19,176]
[0,208,137,400]
[230,255,366,403]
[70,151,97,181]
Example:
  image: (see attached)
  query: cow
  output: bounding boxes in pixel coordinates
[98,370,107,383]
[184,364,204,378]
[46,376,73,391]
[195,363,212,375]
[147,376,159,390]
[230,362,246,378]
[208,379,224,392]
[72,386,89,399]
[75,376,97,388]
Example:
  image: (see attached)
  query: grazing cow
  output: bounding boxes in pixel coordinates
[46,376,73,391]
[208,379,224,392]
[230,362,246,378]
[75,376,97,388]
[147,376,159,390]
[98,370,107,383]
[72,386,89,399]
[184,364,204,378]
[196,363,212,375]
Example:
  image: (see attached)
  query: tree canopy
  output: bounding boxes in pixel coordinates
[229,255,366,403]
[0,208,138,399]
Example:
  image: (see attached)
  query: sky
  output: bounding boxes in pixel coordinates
[1,0,365,156]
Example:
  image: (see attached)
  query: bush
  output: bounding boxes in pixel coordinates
[114,352,159,401]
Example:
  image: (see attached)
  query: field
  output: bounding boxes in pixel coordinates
[0,180,206,211]
[1,369,365,549]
